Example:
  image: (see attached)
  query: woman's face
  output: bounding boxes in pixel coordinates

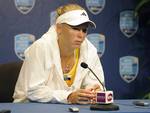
[57,23,88,49]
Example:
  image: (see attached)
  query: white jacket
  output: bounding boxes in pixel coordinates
[13,25,105,103]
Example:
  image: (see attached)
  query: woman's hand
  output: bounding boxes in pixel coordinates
[67,89,96,104]
[86,84,102,92]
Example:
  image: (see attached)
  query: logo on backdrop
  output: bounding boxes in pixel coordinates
[14,33,35,60]
[86,0,105,15]
[120,10,139,38]
[50,10,57,25]
[14,0,36,14]
[119,56,139,83]
[87,33,105,57]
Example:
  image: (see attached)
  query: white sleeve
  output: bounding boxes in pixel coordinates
[16,43,72,103]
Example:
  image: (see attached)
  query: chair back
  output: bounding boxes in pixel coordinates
[0,62,23,102]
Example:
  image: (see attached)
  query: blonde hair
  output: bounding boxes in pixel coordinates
[56,4,84,18]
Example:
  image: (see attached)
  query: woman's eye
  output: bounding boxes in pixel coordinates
[72,27,80,31]
[72,27,87,33]
[82,29,87,33]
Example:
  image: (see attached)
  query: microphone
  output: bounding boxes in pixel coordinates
[81,62,105,91]
[80,62,119,111]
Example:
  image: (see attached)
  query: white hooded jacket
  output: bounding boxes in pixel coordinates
[13,25,105,103]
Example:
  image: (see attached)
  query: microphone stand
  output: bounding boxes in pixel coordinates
[90,103,119,111]
[80,62,119,111]
[87,66,119,110]
[89,66,119,111]
[88,67,105,91]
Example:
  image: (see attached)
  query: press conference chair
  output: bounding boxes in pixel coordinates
[0,61,23,102]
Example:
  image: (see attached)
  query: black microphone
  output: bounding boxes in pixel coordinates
[80,62,105,91]
[80,62,119,111]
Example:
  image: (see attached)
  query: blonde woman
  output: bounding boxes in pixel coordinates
[13,3,105,104]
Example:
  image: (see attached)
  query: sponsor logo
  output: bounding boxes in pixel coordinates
[87,33,105,57]
[120,10,139,38]
[14,0,36,14]
[97,92,105,102]
[14,33,35,60]
[119,56,139,83]
[81,12,87,16]
[107,93,113,101]
[86,0,105,15]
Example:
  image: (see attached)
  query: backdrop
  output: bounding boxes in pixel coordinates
[0,0,150,99]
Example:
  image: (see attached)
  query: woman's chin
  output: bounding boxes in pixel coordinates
[73,45,80,49]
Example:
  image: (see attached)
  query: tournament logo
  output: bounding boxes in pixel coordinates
[14,33,35,60]
[87,33,105,57]
[119,56,139,83]
[86,0,105,15]
[14,0,36,14]
[107,93,113,101]
[120,10,139,38]
[50,10,57,25]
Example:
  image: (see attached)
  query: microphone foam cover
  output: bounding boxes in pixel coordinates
[80,62,88,68]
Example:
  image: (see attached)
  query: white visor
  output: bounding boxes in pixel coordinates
[56,10,96,28]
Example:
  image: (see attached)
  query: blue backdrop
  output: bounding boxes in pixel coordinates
[0,0,150,99]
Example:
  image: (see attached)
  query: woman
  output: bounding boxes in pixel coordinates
[13,3,105,104]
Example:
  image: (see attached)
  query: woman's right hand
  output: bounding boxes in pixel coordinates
[67,89,96,104]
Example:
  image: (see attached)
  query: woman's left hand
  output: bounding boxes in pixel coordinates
[86,84,102,92]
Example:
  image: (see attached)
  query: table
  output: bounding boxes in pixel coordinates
[0,100,150,113]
